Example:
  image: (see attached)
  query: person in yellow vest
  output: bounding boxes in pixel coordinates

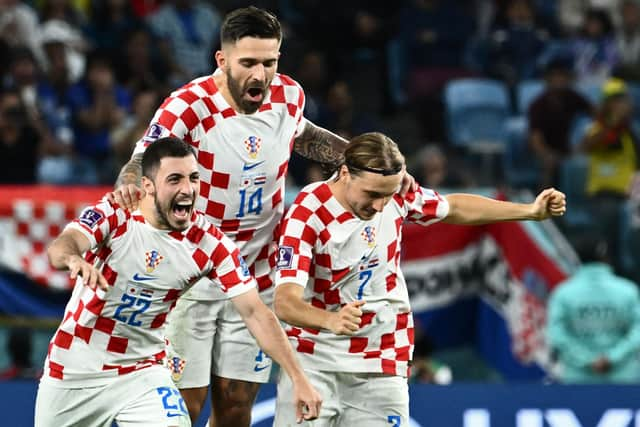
[581,77,640,270]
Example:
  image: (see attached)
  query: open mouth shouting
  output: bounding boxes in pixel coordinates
[171,198,193,221]
[245,85,265,103]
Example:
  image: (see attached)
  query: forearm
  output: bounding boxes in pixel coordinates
[244,303,307,382]
[443,193,536,225]
[115,153,143,187]
[47,235,83,270]
[274,287,333,330]
[293,121,348,166]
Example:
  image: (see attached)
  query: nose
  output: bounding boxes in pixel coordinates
[179,178,193,195]
[252,63,266,82]
[371,197,387,212]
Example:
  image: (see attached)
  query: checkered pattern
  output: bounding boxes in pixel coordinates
[276,182,449,376]
[133,71,305,300]
[44,198,255,386]
[4,197,107,290]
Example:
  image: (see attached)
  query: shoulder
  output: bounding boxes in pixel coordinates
[270,73,305,105]
[168,75,218,103]
[290,182,330,209]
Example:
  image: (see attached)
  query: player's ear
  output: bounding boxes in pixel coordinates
[141,176,155,195]
[215,50,225,68]
[339,165,350,181]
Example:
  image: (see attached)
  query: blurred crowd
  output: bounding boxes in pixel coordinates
[1,0,640,383]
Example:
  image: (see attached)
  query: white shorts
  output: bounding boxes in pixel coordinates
[275,369,409,427]
[164,296,272,389]
[34,365,191,427]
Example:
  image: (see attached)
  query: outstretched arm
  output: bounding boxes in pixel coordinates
[443,188,566,225]
[47,229,108,290]
[231,288,322,423]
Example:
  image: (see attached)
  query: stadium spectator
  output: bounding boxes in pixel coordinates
[146,0,222,85]
[0,0,40,57]
[34,137,321,427]
[485,0,550,85]
[67,51,131,184]
[411,144,475,189]
[580,77,639,269]
[112,7,413,426]
[273,132,566,425]
[0,88,44,184]
[528,55,593,188]
[570,8,619,86]
[546,233,640,383]
[614,0,640,81]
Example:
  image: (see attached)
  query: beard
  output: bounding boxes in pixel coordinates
[153,191,195,232]
[226,68,268,114]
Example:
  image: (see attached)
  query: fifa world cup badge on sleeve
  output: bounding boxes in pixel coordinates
[79,208,104,229]
[277,246,293,269]
[167,355,186,382]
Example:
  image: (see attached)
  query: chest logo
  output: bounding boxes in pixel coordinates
[244,135,262,159]
[361,226,376,247]
[145,250,164,273]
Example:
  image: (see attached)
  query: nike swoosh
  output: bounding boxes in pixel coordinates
[243,161,265,171]
[253,364,270,372]
[132,273,155,281]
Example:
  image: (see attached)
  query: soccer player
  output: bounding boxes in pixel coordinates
[273,132,566,426]
[112,6,412,425]
[34,137,321,427]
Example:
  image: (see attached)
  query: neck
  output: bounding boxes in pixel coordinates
[138,196,166,230]
[327,179,350,213]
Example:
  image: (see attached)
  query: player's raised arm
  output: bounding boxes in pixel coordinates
[47,228,108,291]
[443,188,567,225]
[230,288,322,423]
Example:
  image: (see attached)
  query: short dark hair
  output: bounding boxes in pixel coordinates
[142,137,196,180]
[220,6,282,45]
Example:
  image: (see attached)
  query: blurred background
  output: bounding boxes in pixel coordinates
[1,0,640,426]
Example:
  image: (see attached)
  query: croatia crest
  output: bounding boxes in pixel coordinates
[167,356,186,382]
[145,250,164,273]
[244,135,262,159]
[361,226,376,247]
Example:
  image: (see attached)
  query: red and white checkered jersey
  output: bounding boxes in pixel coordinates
[43,198,255,387]
[275,182,449,377]
[133,71,306,300]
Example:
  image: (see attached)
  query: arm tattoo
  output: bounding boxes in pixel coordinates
[293,121,348,167]
[115,153,143,188]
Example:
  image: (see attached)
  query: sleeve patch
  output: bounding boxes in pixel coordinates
[79,208,104,228]
[276,246,294,269]
[142,123,170,143]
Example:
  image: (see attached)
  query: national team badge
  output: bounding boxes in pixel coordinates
[167,356,186,382]
[361,226,376,247]
[244,135,262,159]
[145,250,164,273]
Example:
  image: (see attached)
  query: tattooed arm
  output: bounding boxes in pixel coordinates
[293,121,348,168]
[116,153,143,187]
[110,153,145,210]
